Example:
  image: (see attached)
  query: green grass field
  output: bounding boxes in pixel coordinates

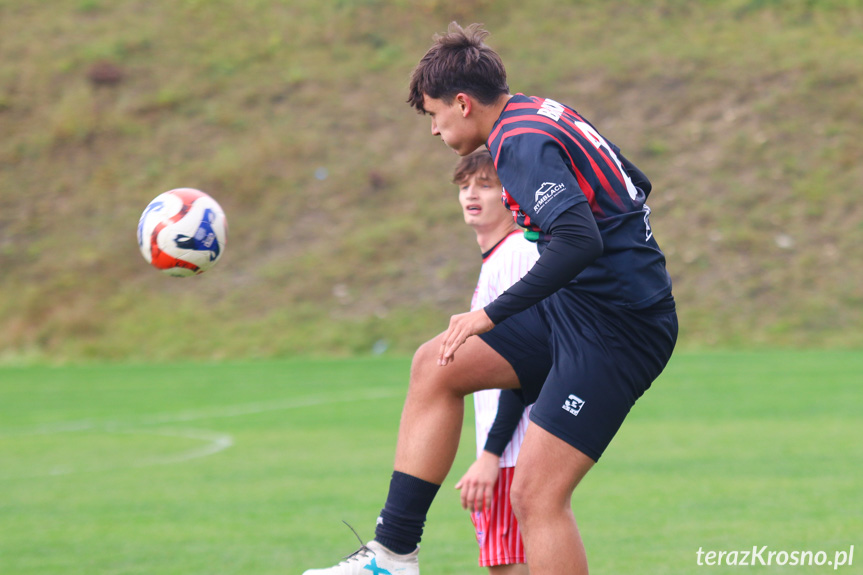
[1,351,860,574]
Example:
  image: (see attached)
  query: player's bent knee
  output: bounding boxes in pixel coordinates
[410,337,439,371]
[511,465,576,523]
[509,479,529,524]
[409,333,518,398]
[510,472,548,523]
[408,337,463,396]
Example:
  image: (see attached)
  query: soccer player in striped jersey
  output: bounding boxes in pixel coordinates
[303,22,677,575]
[452,150,539,575]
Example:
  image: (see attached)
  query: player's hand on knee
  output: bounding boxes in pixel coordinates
[439,309,494,366]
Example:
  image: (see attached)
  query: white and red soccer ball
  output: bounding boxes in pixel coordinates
[137,188,228,277]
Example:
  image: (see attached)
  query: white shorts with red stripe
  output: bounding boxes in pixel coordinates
[469,466,526,567]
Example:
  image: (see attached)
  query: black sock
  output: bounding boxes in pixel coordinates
[374,471,440,554]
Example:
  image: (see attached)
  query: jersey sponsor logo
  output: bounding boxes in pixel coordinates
[534,181,566,213]
[562,394,586,417]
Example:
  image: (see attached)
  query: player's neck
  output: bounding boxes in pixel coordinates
[474,220,520,253]
[476,94,513,140]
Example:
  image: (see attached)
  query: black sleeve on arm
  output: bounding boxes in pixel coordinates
[619,153,652,198]
[482,389,527,456]
[483,201,603,325]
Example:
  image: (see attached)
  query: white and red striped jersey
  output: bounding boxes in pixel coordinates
[471,230,539,467]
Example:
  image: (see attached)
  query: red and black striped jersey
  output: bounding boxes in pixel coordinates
[487,94,672,309]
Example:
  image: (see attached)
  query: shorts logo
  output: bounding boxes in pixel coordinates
[562,394,586,416]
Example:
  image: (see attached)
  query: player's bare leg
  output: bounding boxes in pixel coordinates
[490,563,529,575]
[510,424,595,575]
[302,334,519,575]
[394,333,520,483]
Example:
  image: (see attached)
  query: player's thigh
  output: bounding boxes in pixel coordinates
[411,332,520,396]
[510,424,595,513]
[478,305,552,402]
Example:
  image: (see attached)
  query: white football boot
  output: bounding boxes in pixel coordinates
[302,540,419,575]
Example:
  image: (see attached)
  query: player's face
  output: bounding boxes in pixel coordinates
[423,94,484,156]
[458,171,508,228]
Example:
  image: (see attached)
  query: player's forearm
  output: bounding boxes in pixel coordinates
[484,202,603,324]
[483,389,527,456]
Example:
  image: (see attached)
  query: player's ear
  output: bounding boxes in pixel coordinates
[455,93,472,117]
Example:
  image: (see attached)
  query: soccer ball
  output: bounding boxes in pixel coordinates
[137,188,228,277]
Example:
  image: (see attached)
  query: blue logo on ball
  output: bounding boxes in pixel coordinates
[174,209,221,261]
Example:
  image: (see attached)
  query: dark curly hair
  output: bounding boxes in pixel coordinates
[408,22,509,113]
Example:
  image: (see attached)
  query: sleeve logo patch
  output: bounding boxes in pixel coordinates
[534,182,566,213]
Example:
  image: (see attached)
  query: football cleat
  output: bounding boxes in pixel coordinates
[302,540,419,575]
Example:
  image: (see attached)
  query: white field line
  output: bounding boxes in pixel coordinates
[3,428,235,480]
[0,388,402,480]
[0,388,401,437]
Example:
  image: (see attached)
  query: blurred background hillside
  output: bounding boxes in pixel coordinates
[1,0,861,363]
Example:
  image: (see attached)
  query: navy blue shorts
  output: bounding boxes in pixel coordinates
[479,290,677,461]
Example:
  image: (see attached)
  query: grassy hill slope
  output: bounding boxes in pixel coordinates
[1,0,861,362]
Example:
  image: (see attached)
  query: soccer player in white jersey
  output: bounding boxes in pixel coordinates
[452,150,538,575]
